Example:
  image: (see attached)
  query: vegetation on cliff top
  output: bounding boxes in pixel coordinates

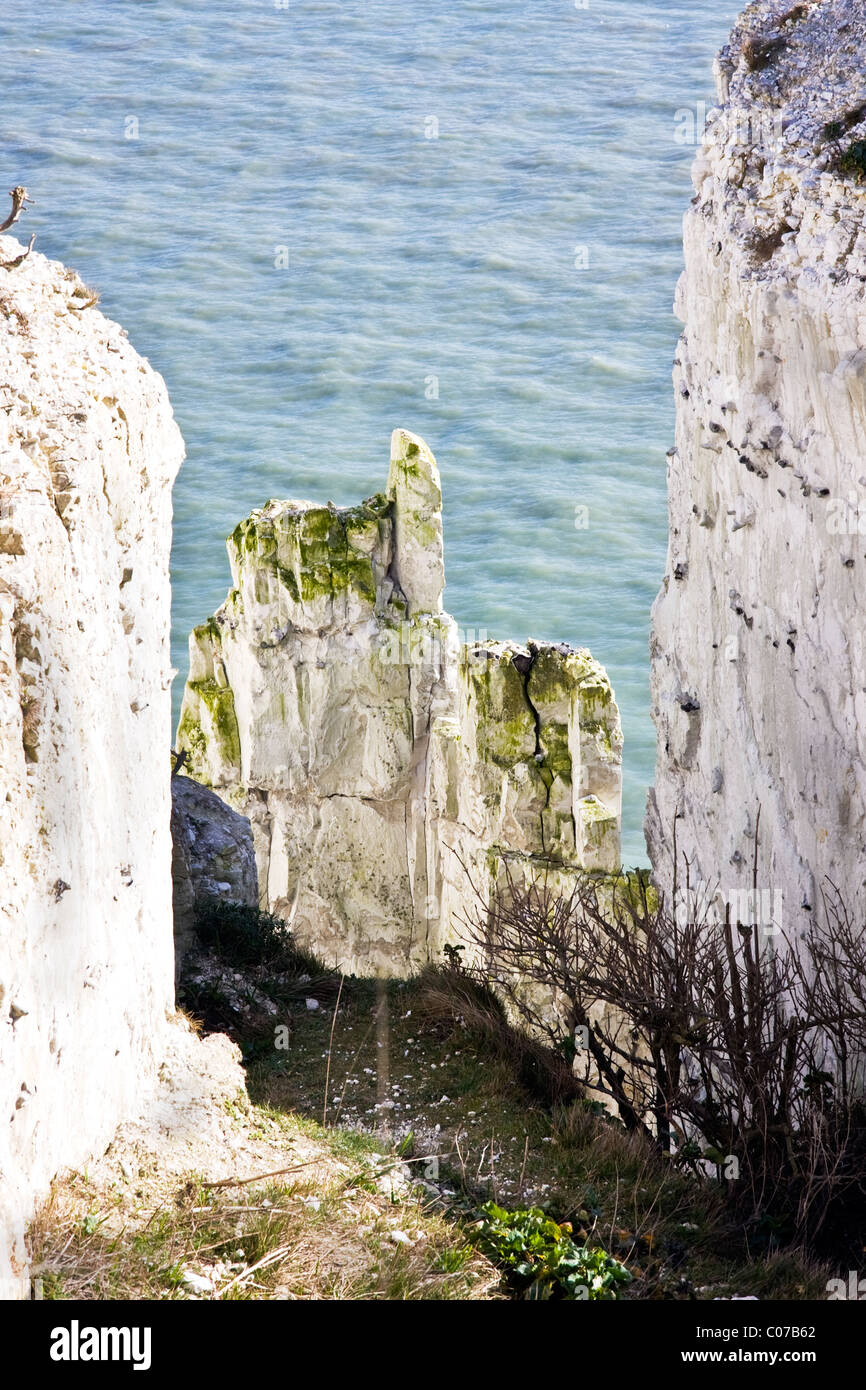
[31,887,852,1302]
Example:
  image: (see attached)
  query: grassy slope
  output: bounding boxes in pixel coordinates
[29,1094,499,1301]
[30,967,831,1300]
[246,974,830,1301]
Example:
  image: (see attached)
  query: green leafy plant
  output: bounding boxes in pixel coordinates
[473,1202,631,1301]
[442,942,467,971]
[839,139,866,181]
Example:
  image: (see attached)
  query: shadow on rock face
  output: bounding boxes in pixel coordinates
[170,773,259,983]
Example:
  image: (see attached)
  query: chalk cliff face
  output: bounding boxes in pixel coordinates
[0,234,184,1293]
[649,1,866,924]
[178,429,622,974]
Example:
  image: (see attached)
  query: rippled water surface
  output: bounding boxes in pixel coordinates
[4,0,738,864]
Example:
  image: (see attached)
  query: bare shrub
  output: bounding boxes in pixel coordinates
[454,832,866,1247]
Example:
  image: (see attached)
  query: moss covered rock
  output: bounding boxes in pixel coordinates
[177,431,623,974]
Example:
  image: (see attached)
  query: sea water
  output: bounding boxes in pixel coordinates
[3,0,738,864]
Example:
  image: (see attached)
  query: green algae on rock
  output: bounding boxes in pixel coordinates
[177,429,623,975]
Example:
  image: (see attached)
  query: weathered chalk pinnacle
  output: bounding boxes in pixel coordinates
[178,431,623,975]
[387,428,445,616]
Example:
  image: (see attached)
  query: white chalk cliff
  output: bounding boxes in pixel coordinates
[0,232,184,1293]
[649,0,866,924]
[177,429,623,974]
[10,0,864,1303]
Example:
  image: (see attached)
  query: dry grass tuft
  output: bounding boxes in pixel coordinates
[27,1112,500,1302]
[414,963,582,1110]
[67,283,100,311]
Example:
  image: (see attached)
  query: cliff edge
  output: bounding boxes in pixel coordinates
[649,0,866,923]
[0,230,184,1293]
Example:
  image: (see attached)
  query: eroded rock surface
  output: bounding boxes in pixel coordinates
[178,429,623,973]
[649,0,866,922]
[0,233,184,1293]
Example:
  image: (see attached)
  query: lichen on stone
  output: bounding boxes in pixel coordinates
[178,431,623,974]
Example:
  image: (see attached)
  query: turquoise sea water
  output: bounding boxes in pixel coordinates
[4,0,737,865]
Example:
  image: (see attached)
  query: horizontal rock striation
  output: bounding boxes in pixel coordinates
[0,233,184,1293]
[178,429,623,974]
[649,0,866,924]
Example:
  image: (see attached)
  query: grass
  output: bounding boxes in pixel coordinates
[245,966,832,1301]
[839,139,866,183]
[28,1106,499,1302]
[31,937,831,1301]
[67,283,101,311]
[177,901,345,1060]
